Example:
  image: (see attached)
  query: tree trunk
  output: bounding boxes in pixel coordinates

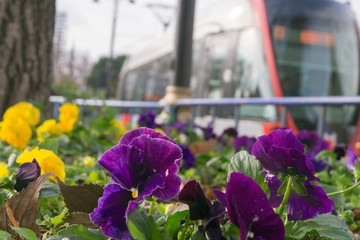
[0,0,55,116]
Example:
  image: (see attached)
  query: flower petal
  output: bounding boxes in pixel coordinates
[287,182,334,221]
[99,144,145,190]
[90,184,133,240]
[226,172,285,240]
[212,189,227,208]
[14,159,41,192]
[139,173,165,199]
[130,134,182,176]
[152,173,181,201]
[252,129,305,173]
[205,201,225,231]
[179,144,196,169]
[119,127,175,145]
[333,144,346,160]
[268,147,318,181]
[269,129,305,152]
[264,173,283,208]
[347,147,358,173]
[232,136,256,153]
[297,130,329,154]
[178,180,211,220]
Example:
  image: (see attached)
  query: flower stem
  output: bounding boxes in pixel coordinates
[284,214,289,226]
[278,176,293,218]
[327,181,360,197]
[148,197,156,216]
[179,215,190,240]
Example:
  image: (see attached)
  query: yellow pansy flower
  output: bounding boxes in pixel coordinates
[0,118,32,149]
[83,156,95,167]
[154,128,165,135]
[58,103,79,132]
[16,147,66,182]
[3,102,40,126]
[112,120,126,141]
[0,162,9,178]
[36,119,63,142]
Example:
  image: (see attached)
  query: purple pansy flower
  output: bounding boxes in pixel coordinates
[179,144,196,169]
[297,130,329,153]
[213,172,285,240]
[251,129,317,181]
[252,129,334,221]
[297,130,329,172]
[232,136,257,153]
[90,128,182,239]
[167,121,187,135]
[347,147,359,174]
[221,128,238,137]
[333,144,346,160]
[14,159,40,192]
[306,151,327,173]
[218,128,238,146]
[264,171,334,221]
[138,109,158,129]
[178,180,225,239]
[195,122,215,140]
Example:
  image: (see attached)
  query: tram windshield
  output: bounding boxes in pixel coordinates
[269,0,360,129]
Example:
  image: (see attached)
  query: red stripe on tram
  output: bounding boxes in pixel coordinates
[250,0,299,134]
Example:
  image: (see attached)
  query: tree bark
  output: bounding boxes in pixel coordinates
[0,0,55,116]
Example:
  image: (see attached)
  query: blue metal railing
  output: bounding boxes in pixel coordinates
[49,96,163,121]
[50,95,360,136]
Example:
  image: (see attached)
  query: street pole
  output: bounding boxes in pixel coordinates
[159,0,196,122]
[172,0,195,87]
[105,0,119,97]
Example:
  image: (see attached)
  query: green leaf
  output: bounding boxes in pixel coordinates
[155,202,167,215]
[274,172,287,182]
[195,154,212,166]
[285,213,353,240]
[191,231,206,240]
[227,151,265,189]
[0,230,12,240]
[164,210,189,239]
[318,183,345,211]
[277,180,288,196]
[126,210,162,240]
[293,181,307,196]
[0,177,14,191]
[221,221,240,240]
[39,182,60,199]
[10,226,38,240]
[47,225,107,240]
[294,174,307,182]
[86,171,99,183]
[316,150,336,161]
[39,138,59,154]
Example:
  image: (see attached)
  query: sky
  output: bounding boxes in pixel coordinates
[56,0,219,62]
[56,0,360,62]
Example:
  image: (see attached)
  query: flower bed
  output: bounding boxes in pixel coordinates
[0,103,359,239]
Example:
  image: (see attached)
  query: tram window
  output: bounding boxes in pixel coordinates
[144,55,172,101]
[124,72,138,100]
[191,39,206,98]
[272,13,359,127]
[154,55,172,98]
[207,38,229,99]
[197,33,238,117]
[233,27,276,121]
[134,67,149,101]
